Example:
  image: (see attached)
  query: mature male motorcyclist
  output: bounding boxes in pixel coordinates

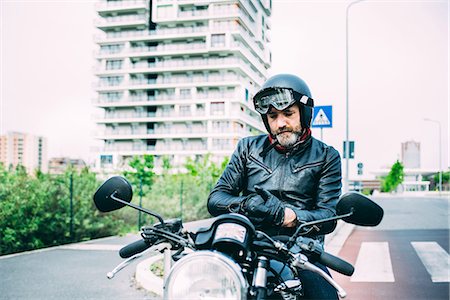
[207,73,341,299]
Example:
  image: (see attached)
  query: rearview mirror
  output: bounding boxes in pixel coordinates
[93,176,133,212]
[336,192,384,226]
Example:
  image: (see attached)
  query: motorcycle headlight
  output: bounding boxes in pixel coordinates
[164,251,247,300]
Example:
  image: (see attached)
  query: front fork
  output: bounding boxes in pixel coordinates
[252,256,269,300]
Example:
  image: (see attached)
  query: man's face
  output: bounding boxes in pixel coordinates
[267,104,302,148]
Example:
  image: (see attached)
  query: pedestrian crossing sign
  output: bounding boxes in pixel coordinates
[312,105,333,128]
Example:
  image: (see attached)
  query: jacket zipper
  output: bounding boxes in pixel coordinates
[293,161,324,173]
[249,155,273,174]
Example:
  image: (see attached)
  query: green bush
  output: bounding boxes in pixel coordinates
[0,164,124,255]
[381,160,404,192]
[0,154,229,255]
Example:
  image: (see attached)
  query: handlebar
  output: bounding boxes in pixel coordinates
[319,251,354,276]
[119,239,152,258]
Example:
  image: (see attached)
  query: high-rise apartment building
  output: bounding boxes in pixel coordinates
[93,0,272,171]
[0,132,48,173]
[401,140,420,169]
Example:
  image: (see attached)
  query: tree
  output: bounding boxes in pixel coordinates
[122,155,155,229]
[381,160,404,192]
[123,155,155,196]
[433,171,449,184]
[185,154,228,189]
[431,171,450,191]
[182,154,229,220]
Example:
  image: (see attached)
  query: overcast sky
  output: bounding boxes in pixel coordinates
[1,0,448,177]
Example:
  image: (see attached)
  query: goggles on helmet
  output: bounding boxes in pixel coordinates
[253,87,313,114]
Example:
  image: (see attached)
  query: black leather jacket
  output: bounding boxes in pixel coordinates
[207,134,342,236]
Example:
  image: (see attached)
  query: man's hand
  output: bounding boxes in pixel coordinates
[240,186,286,227]
[283,207,298,227]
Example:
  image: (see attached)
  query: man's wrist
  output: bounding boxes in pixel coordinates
[282,207,298,227]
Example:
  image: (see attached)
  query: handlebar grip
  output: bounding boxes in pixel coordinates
[319,252,354,276]
[119,239,151,258]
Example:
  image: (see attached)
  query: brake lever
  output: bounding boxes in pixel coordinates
[107,243,172,279]
[290,253,347,298]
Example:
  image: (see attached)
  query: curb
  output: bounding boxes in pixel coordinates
[325,221,355,256]
[135,254,164,296]
[134,220,355,296]
[0,235,125,260]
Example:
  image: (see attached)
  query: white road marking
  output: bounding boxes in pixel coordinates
[411,241,450,282]
[351,242,395,282]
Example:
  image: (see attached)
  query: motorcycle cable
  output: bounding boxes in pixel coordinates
[143,227,195,250]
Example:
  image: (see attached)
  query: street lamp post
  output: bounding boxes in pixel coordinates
[424,118,442,194]
[345,0,368,192]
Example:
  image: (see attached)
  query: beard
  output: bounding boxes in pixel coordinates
[274,125,303,148]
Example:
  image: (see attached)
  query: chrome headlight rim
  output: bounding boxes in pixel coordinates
[164,250,247,300]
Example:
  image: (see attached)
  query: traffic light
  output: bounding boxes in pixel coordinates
[357,162,363,175]
[343,141,355,159]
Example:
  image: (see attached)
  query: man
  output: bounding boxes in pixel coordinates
[207,73,341,299]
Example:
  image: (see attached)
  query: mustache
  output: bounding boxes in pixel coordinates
[275,127,293,135]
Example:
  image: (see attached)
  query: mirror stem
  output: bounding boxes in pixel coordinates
[287,210,354,248]
[111,192,165,227]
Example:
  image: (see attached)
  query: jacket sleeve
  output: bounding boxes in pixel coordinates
[207,139,249,216]
[290,147,342,222]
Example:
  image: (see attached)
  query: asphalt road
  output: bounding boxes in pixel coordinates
[332,195,450,300]
[0,235,156,300]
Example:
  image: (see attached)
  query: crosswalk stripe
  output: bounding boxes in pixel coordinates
[411,242,450,283]
[350,242,395,282]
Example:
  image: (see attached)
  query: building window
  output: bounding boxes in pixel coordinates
[211,34,225,48]
[157,5,173,18]
[210,101,225,115]
[196,104,205,115]
[100,44,123,55]
[212,138,230,150]
[100,155,113,166]
[106,60,122,70]
[179,105,191,116]
[180,88,191,99]
[101,76,122,87]
[212,121,229,132]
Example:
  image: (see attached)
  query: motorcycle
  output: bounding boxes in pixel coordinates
[93,176,384,299]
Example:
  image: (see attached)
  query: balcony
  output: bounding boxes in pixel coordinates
[94,26,208,44]
[95,14,148,30]
[129,42,207,57]
[130,56,240,72]
[102,143,208,153]
[96,110,209,123]
[96,127,212,140]
[95,0,148,15]
[123,73,242,91]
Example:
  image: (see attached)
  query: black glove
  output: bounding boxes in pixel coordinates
[241,186,285,227]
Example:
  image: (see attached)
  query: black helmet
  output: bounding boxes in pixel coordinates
[253,74,314,133]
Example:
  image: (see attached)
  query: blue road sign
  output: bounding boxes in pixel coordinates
[312,105,333,128]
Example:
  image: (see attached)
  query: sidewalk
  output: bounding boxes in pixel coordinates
[134,220,355,296]
[372,191,450,198]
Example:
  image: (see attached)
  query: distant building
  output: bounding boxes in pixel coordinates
[401,140,420,168]
[0,132,48,173]
[371,140,433,193]
[93,0,272,171]
[48,157,87,175]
